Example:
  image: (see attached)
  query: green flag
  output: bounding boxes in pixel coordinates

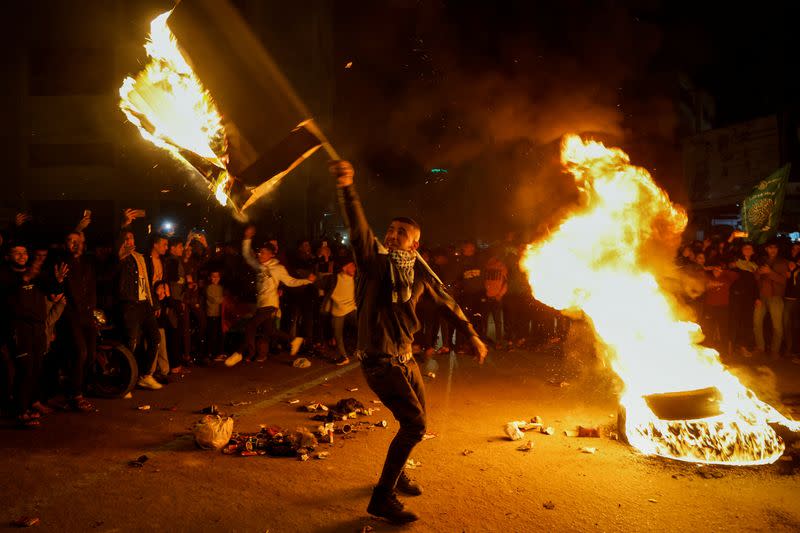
[740,164,791,244]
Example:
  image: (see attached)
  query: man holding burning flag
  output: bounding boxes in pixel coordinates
[331,161,487,523]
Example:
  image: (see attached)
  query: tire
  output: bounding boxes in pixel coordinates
[89,339,139,398]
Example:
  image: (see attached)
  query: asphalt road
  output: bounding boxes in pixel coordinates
[3,339,800,532]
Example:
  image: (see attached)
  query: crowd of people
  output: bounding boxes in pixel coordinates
[0,209,557,429]
[678,232,800,361]
[1,206,797,429]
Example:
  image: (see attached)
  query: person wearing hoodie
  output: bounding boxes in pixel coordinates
[234,227,314,363]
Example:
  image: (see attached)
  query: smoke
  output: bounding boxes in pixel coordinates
[335,1,677,242]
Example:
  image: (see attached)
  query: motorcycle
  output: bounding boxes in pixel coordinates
[87,309,138,398]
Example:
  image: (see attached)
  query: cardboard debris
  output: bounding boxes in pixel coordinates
[578,426,601,438]
[517,441,533,452]
[504,422,525,441]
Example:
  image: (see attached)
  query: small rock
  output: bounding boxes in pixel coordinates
[543,501,556,510]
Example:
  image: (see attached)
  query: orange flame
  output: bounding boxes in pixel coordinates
[119,12,230,207]
[522,135,798,465]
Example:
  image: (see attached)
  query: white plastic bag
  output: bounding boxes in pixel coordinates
[193,415,234,450]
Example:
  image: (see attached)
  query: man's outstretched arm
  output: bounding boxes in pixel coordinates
[424,277,488,363]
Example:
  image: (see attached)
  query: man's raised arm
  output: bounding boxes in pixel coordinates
[331,161,375,266]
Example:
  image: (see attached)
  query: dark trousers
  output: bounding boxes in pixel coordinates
[206,316,224,356]
[503,293,528,342]
[483,298,504,343]
[60,314,96,397]
[120,301,160,376]
[362,356,427,491]
[245,307,291,359]
[11,321,47,415]
[175,301,190,360]
[702,304,730,349]
[187,302,207,357]
[332,311,356,358]
[729,294,755,349]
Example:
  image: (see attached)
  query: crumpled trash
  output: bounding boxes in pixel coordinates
[293,357,312,369]
[199,405,219,415]
[406,458,422,469]
[128,455,149,467]
[315,451,330,460]
[541,427,555,435]
[193,415,234,450]
[543,501,556,510]
[504,421,526,441]
[579,446,597,454]
[137,405,150,411]
[517,440,533,452]
[578,426,601,438]
[462,449,474,456]
[12,517,40,528]
[304,402,329,413]
[564,430,579,437]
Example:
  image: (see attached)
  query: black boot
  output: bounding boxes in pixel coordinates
[367,487,419,523]
[396,470,423,496]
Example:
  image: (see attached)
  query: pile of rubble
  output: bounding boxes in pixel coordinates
[212,398,388,460]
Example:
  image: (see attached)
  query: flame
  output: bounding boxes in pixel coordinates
[119,11,231,205]
[522,135,799,465]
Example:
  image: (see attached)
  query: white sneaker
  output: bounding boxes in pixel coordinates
[225,352,243,367]
[290,337,304,357]
[137,374,163,390]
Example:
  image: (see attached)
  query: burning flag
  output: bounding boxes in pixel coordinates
[522,135,799,465]
[119,0,334,216]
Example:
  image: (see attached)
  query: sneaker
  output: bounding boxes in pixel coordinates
[396,471,423,496]
[290,337,304,357]
[137,374,163,390]
[224,352,243,367]
[334,356,350,366]
[213,354,227,362]
[367,487,419,524]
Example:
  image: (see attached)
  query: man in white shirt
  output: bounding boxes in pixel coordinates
[234,226,315,363]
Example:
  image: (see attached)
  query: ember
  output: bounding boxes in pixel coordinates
[522,135,800,465]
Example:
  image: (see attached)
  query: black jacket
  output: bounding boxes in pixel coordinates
[338,185,477,356]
